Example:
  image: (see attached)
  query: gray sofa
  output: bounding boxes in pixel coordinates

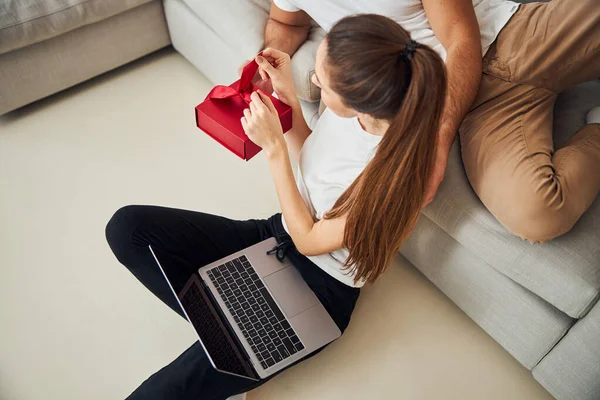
[2,0,597,398]
[163,0,600,399]
[0,0,171,115]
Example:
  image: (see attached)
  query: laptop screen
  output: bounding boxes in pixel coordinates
[148,246,257,380]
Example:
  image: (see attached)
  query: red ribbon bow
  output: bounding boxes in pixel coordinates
[204,55,261,104]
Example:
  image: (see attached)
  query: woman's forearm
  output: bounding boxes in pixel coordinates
[267,145,315,250]
[284,100,312,162]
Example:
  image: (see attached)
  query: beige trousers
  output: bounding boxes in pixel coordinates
[460,0,600,242]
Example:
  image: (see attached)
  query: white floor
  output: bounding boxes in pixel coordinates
[0,49,554,400]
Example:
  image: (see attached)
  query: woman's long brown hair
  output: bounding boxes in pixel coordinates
[324,14,447,283]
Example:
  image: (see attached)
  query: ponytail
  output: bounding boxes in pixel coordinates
[324,15,447,283]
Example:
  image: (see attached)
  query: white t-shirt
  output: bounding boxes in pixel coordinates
[273,0,520,60]
[282,109,382,287]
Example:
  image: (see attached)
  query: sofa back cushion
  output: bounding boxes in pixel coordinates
[0,0,154,55]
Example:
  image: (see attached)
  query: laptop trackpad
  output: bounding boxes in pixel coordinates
[263,266,319,318]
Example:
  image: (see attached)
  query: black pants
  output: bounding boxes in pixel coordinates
[105,205,360,400]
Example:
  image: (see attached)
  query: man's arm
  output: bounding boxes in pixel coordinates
[265,1,312,56]
[422,0,482,204]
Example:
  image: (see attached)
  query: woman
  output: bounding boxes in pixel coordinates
[105,14,446,400]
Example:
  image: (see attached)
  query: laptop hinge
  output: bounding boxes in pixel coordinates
[198,277,260,380]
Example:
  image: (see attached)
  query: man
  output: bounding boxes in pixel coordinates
[251,0,600,243]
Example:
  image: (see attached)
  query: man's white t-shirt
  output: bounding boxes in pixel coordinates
[282,109,382,287]
[273,0,520,60]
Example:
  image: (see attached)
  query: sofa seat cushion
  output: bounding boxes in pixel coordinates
[182,0,270,57]
[423,80,600,319]
[401,214,573,369]
[0,0,154,55]
[533,300,600,400]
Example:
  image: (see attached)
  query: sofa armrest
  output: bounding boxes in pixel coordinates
[291,26,324,103]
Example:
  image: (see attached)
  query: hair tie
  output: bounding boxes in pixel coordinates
[397,40,420,100]
[400,40,419,62]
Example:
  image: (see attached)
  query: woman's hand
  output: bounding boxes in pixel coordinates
[255,48,298,106]
[241,91,286,158]
[238,59,274,94]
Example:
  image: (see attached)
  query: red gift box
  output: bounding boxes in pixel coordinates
[195,57,293,161]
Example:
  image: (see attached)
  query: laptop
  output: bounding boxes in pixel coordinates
[149,237,341,380]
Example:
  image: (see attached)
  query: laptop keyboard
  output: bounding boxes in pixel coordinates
[207,255,305,369]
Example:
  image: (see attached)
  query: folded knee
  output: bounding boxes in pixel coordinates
[105,205,146,261]
[501,198,576,243]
